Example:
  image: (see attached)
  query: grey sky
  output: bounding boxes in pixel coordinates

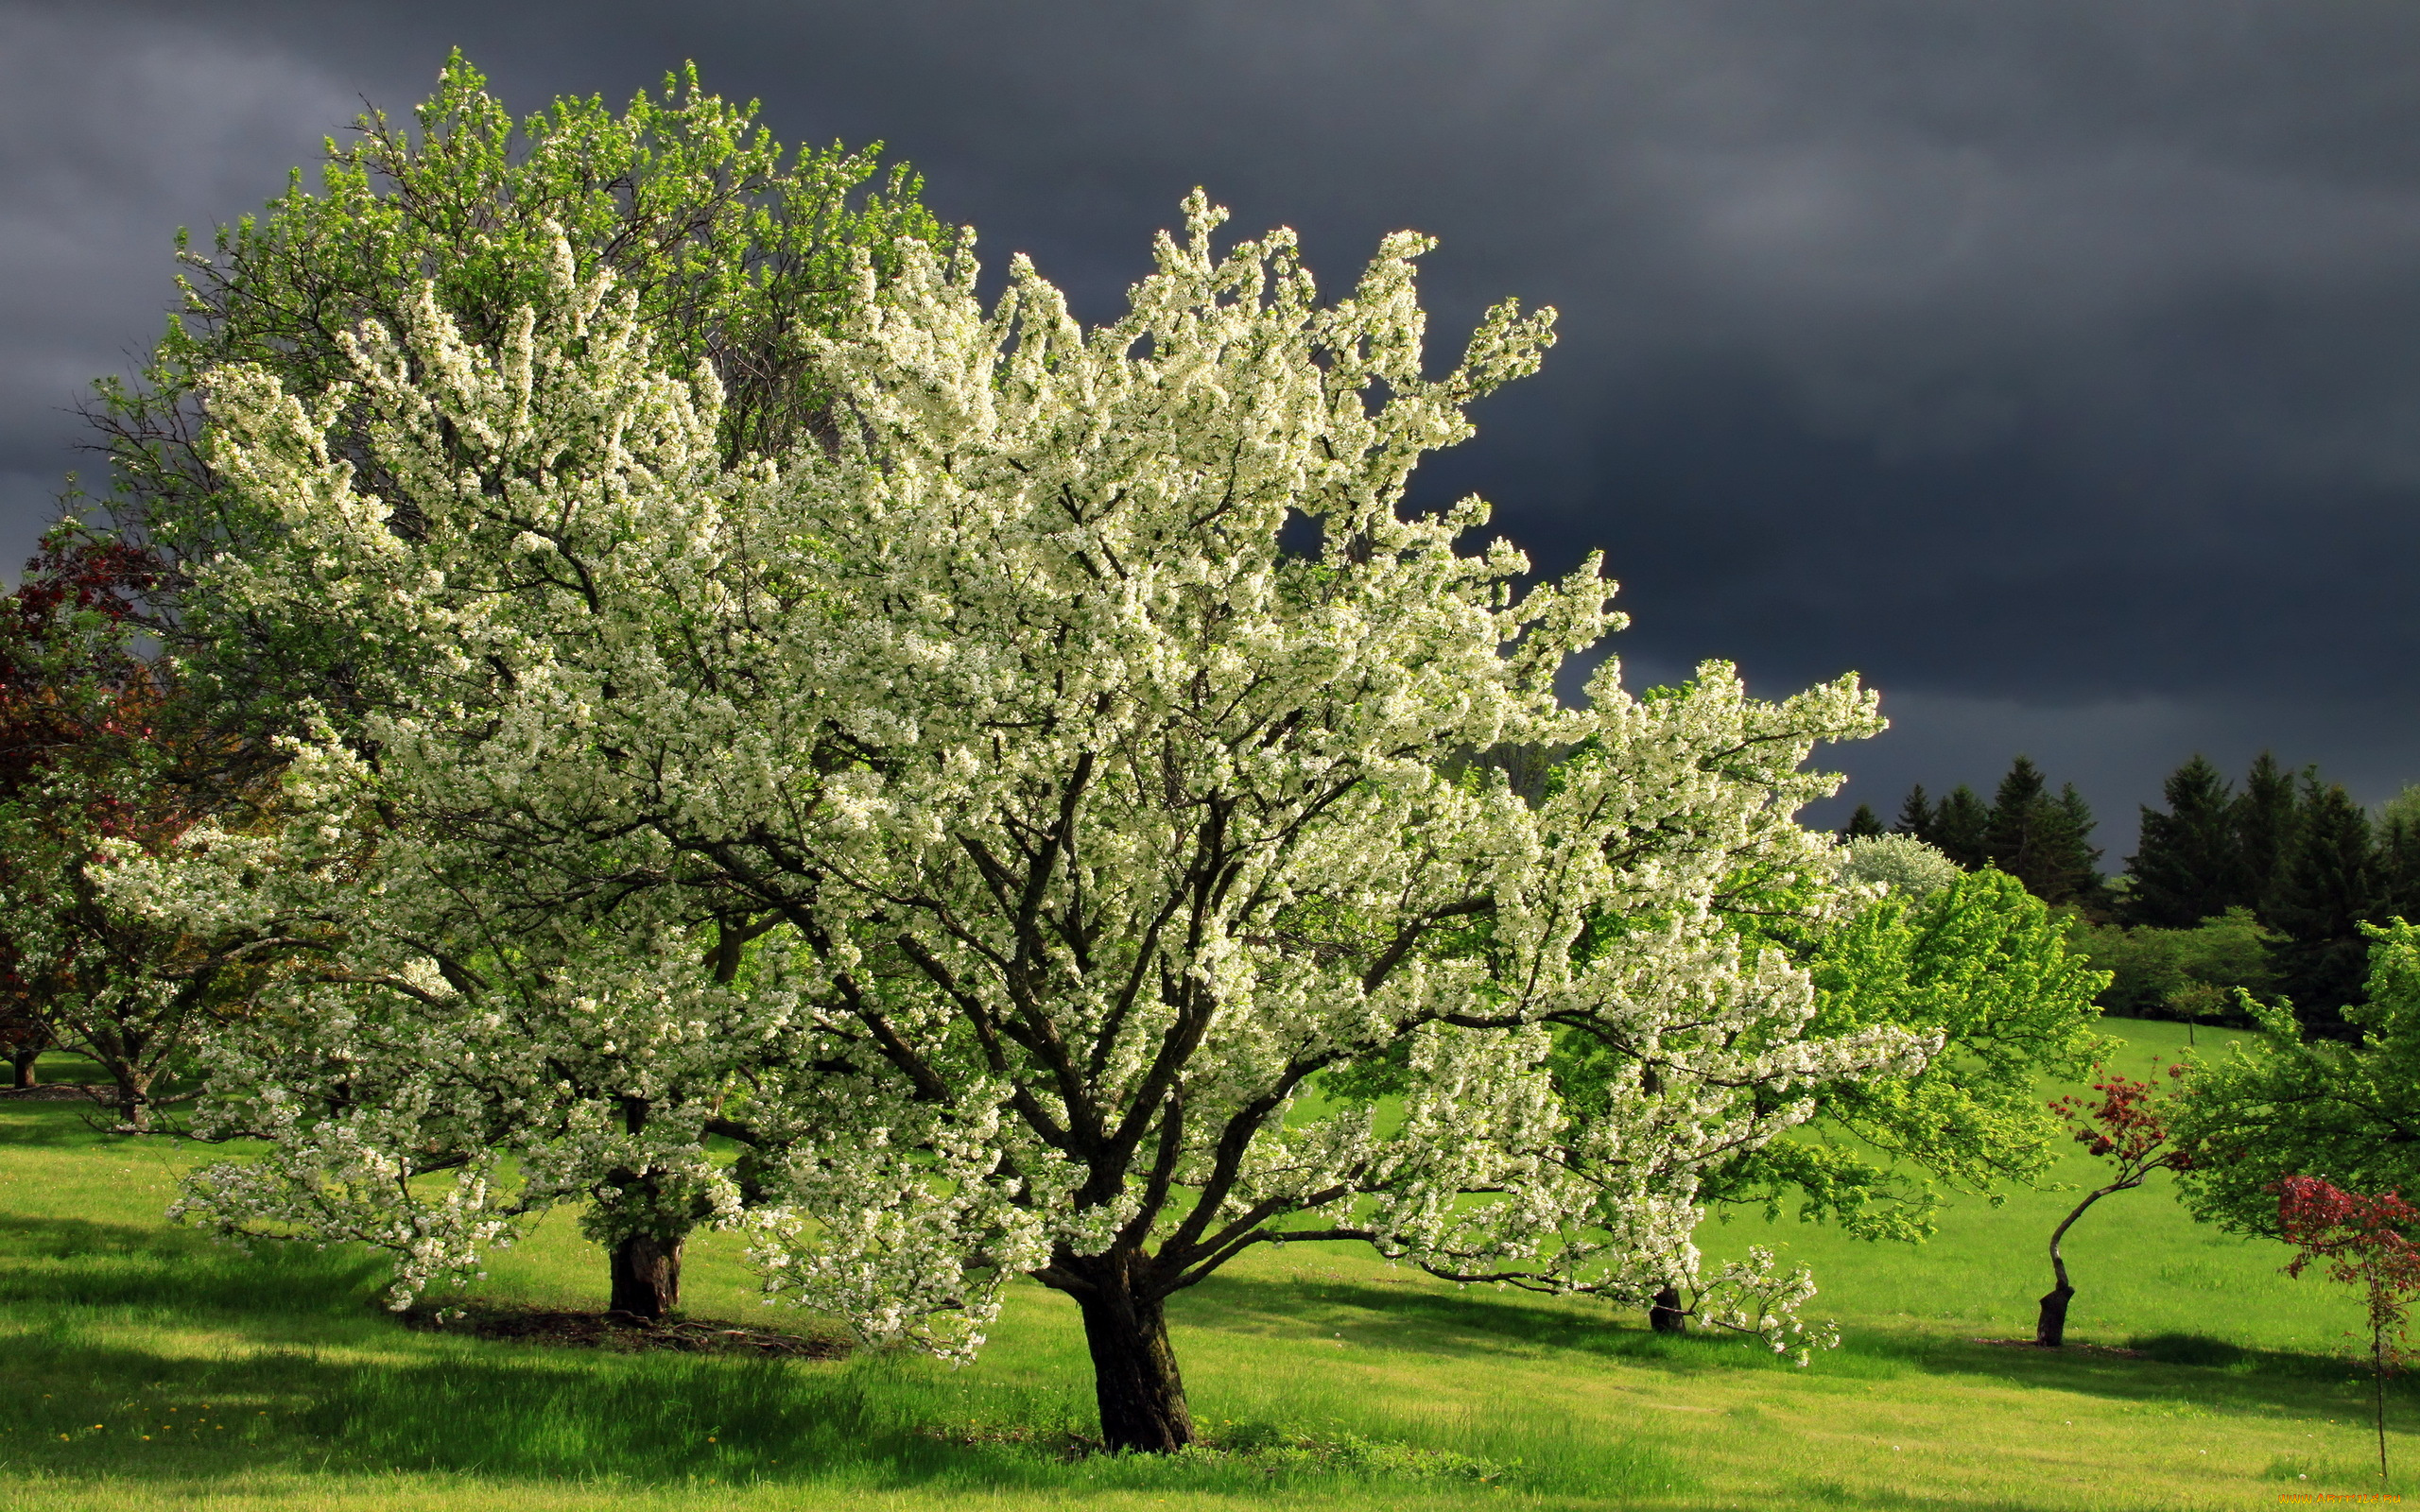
[7,0,2419,849]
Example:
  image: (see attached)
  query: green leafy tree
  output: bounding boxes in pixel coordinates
[2124,754,2245,929]
[81,50,945,757]
[1699,868,2111,1245]
[2065,907,2275,1036]
[52,49,946,1306]
[2171,921,2420,1240]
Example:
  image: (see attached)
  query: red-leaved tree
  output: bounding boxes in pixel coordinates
[2035,1064,2194,1347]
[2277,1176,2420,1482]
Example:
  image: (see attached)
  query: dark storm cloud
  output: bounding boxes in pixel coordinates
[8,0,2420,842]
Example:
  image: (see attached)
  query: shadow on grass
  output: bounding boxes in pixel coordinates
[1875,1327,2410,1422]
[0,1218,1688,1500]
[1183,1269,1836,1373]
[2,1329,1689,1499]
[0,1213,386,1320]
[1183,1267,2408,1435]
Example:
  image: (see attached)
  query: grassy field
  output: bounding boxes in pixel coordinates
[0,1017,2408,1510]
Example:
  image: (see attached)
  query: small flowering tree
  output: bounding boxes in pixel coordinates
[162,196,1933,1451]
[0,536,271,1128]
[2035,1064,2193,1346]
[2275,1176,2420,1481]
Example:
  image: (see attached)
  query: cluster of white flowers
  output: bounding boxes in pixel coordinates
[1840,833,1964,901]
[144,195,1928,1369]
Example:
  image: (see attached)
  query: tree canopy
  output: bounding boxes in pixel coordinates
[130,192,1942,1452]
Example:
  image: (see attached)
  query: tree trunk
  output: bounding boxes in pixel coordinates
[1649,1284,1688,1334]
[2037,1178,2134,1347]
[10,1047,37,1090]
[1075,1278,1194,1452]
[2034,1280,2074,1348]
[609,1231,683,1320]
[112,1073,149,1132]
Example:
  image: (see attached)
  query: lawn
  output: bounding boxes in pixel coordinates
[0,1018,2406,1511]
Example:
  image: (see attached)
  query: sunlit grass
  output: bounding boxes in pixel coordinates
[0,1023,2411,1510]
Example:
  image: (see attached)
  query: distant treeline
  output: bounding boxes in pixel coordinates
[1841,753,2420,1038]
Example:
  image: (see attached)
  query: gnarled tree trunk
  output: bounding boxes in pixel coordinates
[609,1230,683,1320]
[2037,1177,2136,1347]
[11,1047,38,1090]
[111,1072,152,1132]
[1072,1269,1193,1452]
[2034,1276,2074,1348]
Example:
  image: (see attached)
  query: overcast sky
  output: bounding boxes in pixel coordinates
[6,0,2419,850]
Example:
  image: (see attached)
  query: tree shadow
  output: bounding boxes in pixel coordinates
[0,1213,388,1327]
[1179,1270,1813,1373]
[1865,1329,2408,1422]
[1178,1269,2403,1429]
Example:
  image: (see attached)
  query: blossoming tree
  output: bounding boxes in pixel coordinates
[162,196,1931,1451]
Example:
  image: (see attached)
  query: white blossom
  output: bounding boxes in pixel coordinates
[160,196,1926,1380]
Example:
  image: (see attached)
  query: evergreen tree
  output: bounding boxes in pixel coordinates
[2377,807,2420,931]
[2235,752,2301,921]
[2267,778,2378,1039]
[1986,756,2048,876]
[1983,756,2096,903]
[1892,784,1936,844]
[1933,785,1991,869]
[2124,754,2244,928]
[2377,784,2420,927]
[1843,803,1884,839]
[2052,782,2107,909]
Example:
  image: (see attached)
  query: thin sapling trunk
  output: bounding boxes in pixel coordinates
[2038,1068,2192,1347]
[2036,1179,2136,1347]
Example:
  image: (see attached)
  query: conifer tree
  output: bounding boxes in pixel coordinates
[1843,803,1884,839]
[1892,784,1936,844]
[1983,757,2098,904]
[2236,752,2302,920]
[2124,754,2243,928]
[2379,804,2420,931]
[1986,756,2048,876]
[2269,779,2379,1039]
[2053,783,2107,910]
[1933,785,1991,869]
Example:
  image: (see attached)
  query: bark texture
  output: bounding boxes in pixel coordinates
[609,1232,683,1320]
[112,1074,150,1132]
[1075,1279,1194,1452]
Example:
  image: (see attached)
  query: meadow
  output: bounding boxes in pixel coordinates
[0,1017,2405,1511]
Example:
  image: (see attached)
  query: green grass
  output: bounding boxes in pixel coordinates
[0,1022,2410,1510]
